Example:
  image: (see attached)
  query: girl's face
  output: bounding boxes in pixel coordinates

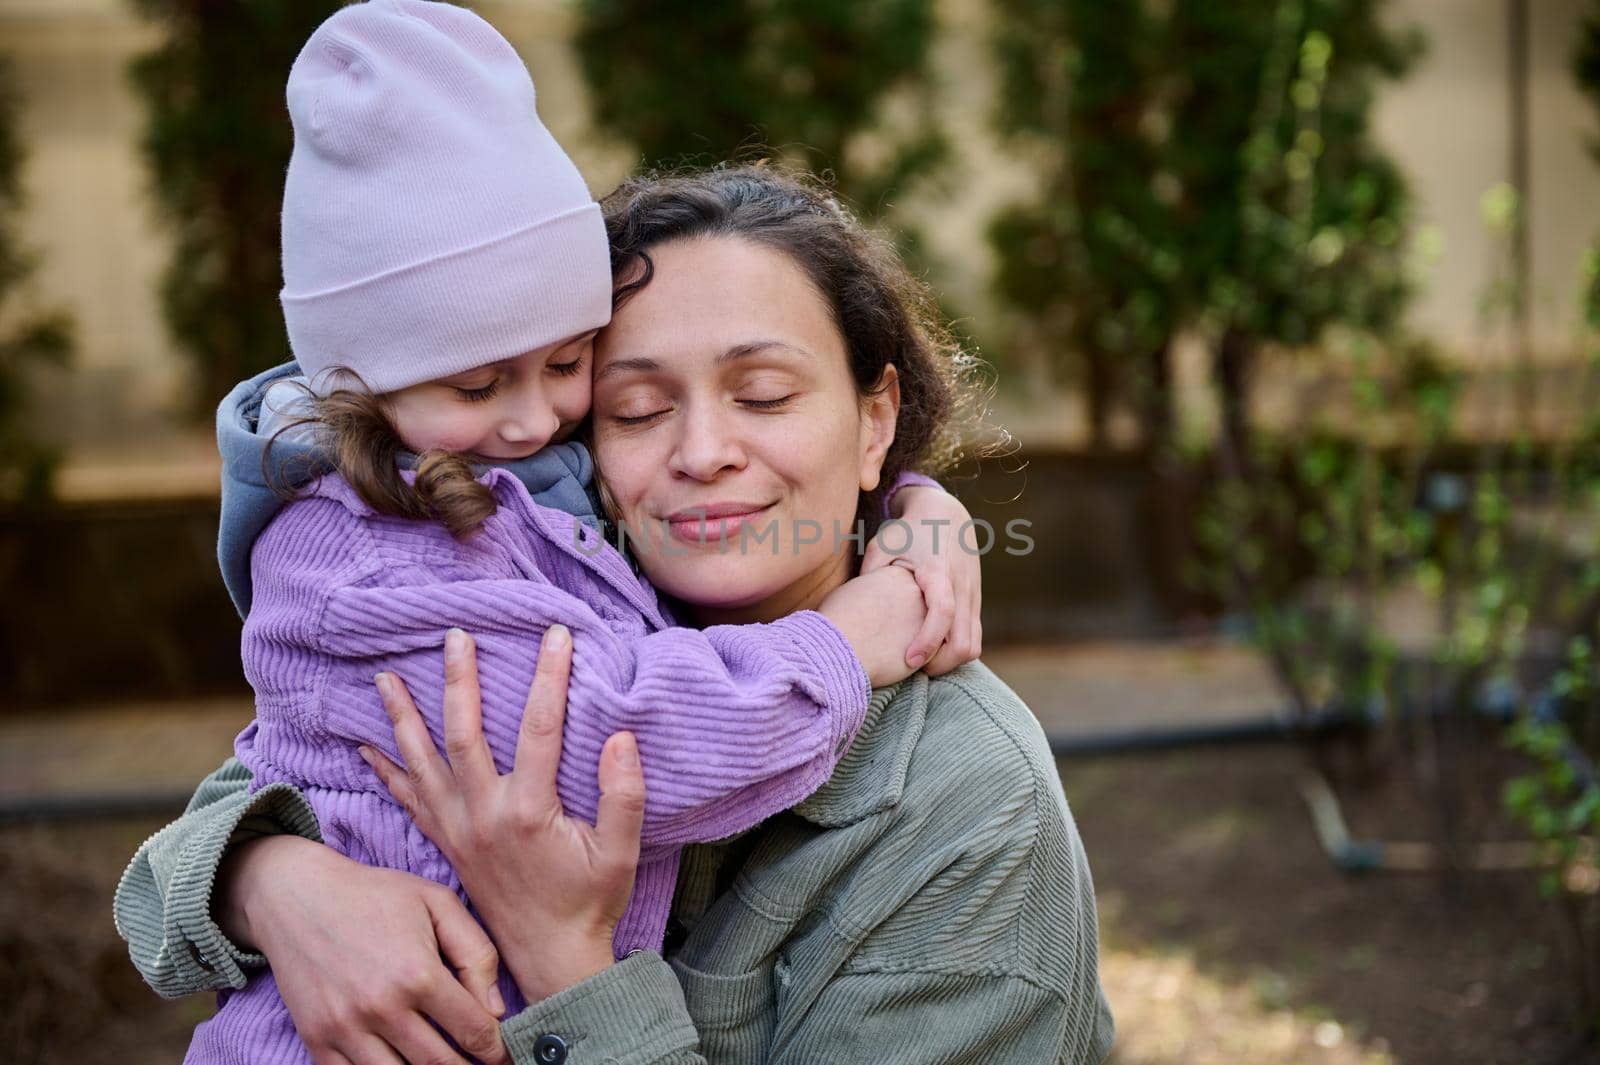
[384,330,596,460]
[592,236,899,625]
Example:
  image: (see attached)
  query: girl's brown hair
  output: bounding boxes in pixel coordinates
[599,163,999,532]
[265,375,495,539]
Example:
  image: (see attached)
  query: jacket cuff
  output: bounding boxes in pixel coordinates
[881,470,944,520]
[766,610,871,759]
[114,780,322,997]
[501,952,699,1064]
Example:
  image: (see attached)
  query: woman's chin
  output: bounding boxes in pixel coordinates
[642,557,797,620]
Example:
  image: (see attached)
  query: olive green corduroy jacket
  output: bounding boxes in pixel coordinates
[114,664,1115,1064]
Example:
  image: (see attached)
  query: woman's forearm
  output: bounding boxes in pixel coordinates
[111,757,322,997]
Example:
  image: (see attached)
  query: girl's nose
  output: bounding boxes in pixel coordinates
[499,397,560,453]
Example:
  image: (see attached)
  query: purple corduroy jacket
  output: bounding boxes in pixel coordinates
[186,467,870,1062]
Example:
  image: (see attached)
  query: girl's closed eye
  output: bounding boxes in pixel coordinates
[454,378,501,403]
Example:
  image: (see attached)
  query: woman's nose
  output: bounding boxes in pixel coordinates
[668,406,746,481]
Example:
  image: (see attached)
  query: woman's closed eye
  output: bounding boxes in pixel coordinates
[739,394,795,411]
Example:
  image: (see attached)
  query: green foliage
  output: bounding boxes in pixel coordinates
[573,0,948,218]
[128,0,337,418]
[1577,2,1600,326]
[987,0,1420,449]
[0,53,74,502]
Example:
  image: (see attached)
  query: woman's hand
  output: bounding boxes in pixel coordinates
[216,834,509,1064]
[866,484,983,674]
[360,625,646,1003]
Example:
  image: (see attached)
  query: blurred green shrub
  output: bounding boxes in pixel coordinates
[988,0,1420,454]
[573,0,949,220]
[128,1,337,418]
[0,54,73,503]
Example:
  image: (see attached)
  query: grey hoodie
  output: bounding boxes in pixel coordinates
[215,361,599,617]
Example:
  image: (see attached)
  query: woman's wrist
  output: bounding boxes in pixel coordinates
[493,918,615,1002]
[214,834,325,953]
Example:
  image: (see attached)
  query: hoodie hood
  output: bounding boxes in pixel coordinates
[216,361,600,618]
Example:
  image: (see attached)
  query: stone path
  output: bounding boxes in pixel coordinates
[0,640,1287,805]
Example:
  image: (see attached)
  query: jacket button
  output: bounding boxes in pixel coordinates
[533,1034,568,1063]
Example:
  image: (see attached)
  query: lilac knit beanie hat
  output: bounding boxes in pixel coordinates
[279,0,610,395]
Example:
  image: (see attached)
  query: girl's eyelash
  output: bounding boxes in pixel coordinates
[549,357,585,377]
[456,380,501,403]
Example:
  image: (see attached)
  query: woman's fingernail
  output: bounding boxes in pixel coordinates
[907,650,927,669]
[445,628,467,658]
[374,672,390,696]
[357,745,375,766]
[614,732,638,767]
[545,624,570,650]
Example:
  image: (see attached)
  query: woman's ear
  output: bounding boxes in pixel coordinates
[858,364,901,492]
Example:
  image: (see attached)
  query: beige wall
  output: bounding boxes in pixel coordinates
[0,0,1596,456]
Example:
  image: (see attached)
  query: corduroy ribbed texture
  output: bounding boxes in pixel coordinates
[183,467,868,1062]
[120,666,1113,1064]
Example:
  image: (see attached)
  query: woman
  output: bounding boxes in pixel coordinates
[115,166,1113,1064]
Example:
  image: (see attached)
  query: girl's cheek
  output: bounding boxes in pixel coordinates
[555,376,593,424]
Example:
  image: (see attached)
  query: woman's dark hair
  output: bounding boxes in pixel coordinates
[599,162,998,531]
[264,375,496,539]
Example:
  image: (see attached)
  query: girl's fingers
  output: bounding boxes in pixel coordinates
[906,566,955,669]
[512,625,574,809]
[440,629,497,793]
[422,884,508,1025]
[859,536,889,574]
[374,672,452,809]
[595,732,645,886]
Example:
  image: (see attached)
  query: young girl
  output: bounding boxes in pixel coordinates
[178,2,979,1060]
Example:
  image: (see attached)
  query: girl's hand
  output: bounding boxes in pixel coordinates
[217,834,509,1064]
[865,484,983,674]
[818,561,928,687]
[361,626,646,1003]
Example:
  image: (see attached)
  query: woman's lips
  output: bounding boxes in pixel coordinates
[662,502,776,545]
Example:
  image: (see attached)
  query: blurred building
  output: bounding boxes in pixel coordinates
[0,0,1595,480]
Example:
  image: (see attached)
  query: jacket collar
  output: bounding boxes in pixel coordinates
[792,672,929,828]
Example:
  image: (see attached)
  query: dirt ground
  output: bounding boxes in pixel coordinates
[2,742,1594,1064]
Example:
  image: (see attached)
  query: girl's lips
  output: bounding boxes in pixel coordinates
[662,503,776,545]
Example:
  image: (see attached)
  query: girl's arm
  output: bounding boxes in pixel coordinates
[308,552,926,854]
[873,473,985,675]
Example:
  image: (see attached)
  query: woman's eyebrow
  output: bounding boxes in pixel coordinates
[594,356,662,382]
[596,341,810,382]
[717,340,812,365]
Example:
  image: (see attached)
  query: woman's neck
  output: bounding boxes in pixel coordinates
[689,548,856,627]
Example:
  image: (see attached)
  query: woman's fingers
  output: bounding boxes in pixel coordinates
[421,883,507,1023]
[595,732,645,886]
[337,1037,408,1065]
[512,625,573,808]
[358,745,424,826]
[373,1014,476,1065]
[441,629,497,793]
[373,672,453,812]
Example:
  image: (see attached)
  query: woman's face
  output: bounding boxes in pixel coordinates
[592,235,899,624]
